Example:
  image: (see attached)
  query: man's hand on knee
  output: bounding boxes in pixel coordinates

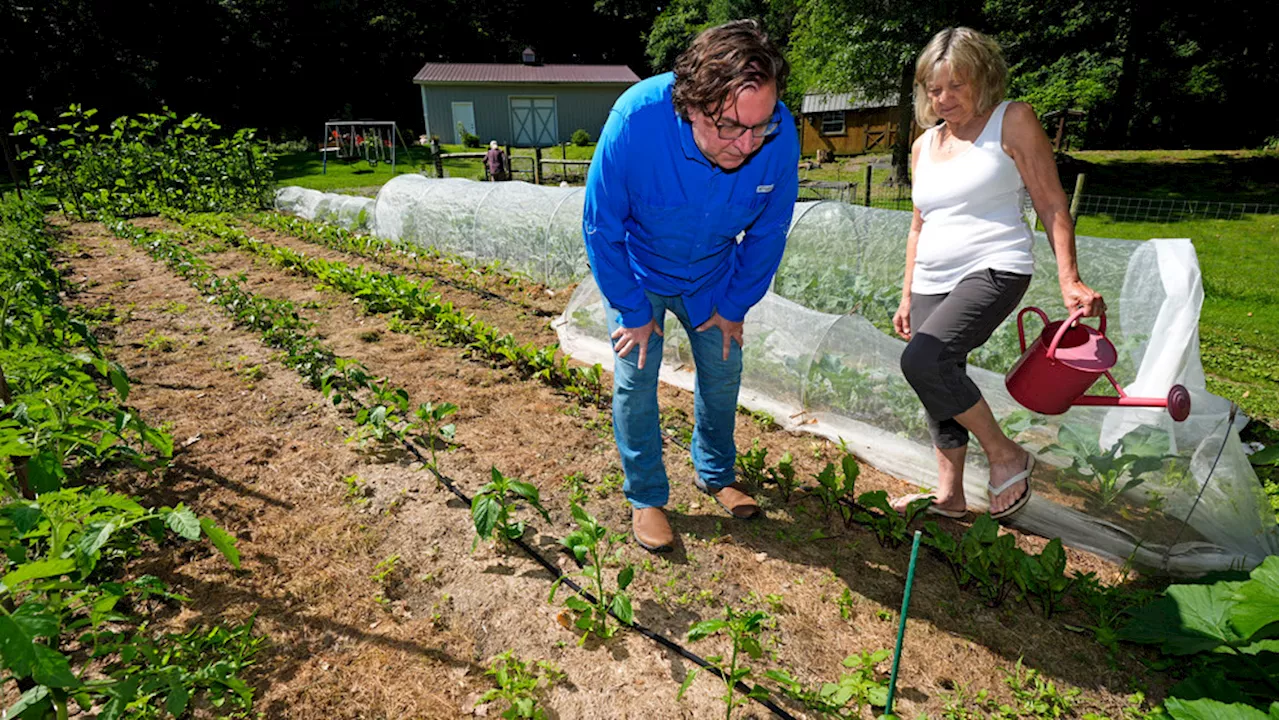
[611,319,663,369]
[695,312,744,361]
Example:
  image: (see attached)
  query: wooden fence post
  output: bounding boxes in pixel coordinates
[505,145,513,178]
[431,138,444,178]
[533,146,543,185]
[1069,173,1087,223]
[864,164,873,206]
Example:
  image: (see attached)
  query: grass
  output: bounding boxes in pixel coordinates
[1066,149,1278,204]
[272,142,598,192]
[1075,213,1278,424]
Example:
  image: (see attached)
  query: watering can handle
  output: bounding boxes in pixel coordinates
[1016,307,1051,353]
[1046,307,1108,360]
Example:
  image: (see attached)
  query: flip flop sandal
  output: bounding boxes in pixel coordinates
[990,453,1035,520]
[894,493,967,519]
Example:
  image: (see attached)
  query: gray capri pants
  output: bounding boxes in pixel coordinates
[900,268,1032,449]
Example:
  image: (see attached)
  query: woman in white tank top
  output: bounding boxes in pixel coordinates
[889,28,1105,521]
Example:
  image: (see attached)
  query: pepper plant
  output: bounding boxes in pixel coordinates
[549,503,634,644]
[471,467,551,550]
[680,606,773,720]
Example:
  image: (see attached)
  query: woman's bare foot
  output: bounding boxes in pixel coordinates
[988,448,1033,515]
[891,492,967,517]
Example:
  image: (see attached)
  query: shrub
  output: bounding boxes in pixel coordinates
[11,105,273,218]
[458,123,481,148]
[571,128,590,146]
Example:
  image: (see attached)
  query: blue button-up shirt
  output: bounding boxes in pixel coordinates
[582,72,799,329]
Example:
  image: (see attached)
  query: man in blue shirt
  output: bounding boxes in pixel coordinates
[582,20,799,552]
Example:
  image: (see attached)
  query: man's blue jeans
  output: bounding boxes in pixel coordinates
[605,291,743,509]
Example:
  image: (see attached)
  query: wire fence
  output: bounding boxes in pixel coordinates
[1068,194,1278,222]
[430,154,1277,222]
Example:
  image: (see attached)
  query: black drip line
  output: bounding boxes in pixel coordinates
[393,427,799,720]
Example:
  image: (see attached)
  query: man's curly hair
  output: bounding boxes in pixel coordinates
[672,19,789,121]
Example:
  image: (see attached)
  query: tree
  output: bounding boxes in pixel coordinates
[788,0,982,183]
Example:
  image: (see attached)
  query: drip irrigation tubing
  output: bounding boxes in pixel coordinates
[376,425,797,719]
[141,214,795,715]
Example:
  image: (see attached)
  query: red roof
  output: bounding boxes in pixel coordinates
[413,63,640,84]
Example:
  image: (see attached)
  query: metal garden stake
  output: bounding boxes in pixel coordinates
[883,530,922,718]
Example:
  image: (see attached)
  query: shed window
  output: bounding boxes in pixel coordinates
[820,112,845,135]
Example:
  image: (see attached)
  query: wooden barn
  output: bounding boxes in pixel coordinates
[798,92,923,157]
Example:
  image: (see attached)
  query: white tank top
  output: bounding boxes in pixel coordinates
[910,101,1034,294]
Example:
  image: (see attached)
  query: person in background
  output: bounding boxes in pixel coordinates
[485,140,509,181]
[890,27,1104,521]
[582,20,799,552]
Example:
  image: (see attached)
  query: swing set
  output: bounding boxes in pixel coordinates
[320,120,412,174]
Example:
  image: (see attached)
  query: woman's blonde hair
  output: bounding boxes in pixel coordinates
[913,27,1008,127]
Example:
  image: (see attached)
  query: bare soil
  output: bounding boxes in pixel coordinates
[55,215,1171,719]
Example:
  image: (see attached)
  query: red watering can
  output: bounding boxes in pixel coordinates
[1005,307,1191,421]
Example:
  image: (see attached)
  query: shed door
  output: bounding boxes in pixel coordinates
[510,97,557,147]
[451,102,476,144]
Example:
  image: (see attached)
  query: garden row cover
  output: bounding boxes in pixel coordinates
[275,179,1277,575]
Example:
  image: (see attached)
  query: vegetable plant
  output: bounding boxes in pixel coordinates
[477,650,565,720]
[843,491,931,548]
[680,606,773,720]
[765,648,890,717]
[1120,555,1278,711]
[812,454,859,522]
[549,503,634,643]
[471,467,551,550]
[1046,423,1169,508]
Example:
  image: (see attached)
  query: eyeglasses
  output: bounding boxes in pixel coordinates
[713,110,781,141]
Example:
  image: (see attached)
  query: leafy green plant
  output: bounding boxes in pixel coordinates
[412,400,458,469]
[769,451,798,502]
[570,129,591,146]
[1047,423,1169,508]
[471,467,551,550]
[1004,658,1079,717]
[680,606,773,720]
[12,106,271,218]
[765,649,890,717]
[477,650,565,720]
[836,587,856,621]
[812,454,859,521]
[958,514,1023,607]
[1063,571,1155,657]
[550,503,634,643]
[736,442,770,489]
[1015,538,1075,618]
[1163,697,1275,720]
[1120,555,1277,711]
[0,488,244,718]
[844,491,931,548]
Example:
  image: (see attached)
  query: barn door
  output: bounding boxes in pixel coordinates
[510,97,557,146]
[451,102,476,144]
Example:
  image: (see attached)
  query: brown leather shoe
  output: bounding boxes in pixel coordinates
[631,507,674,553]
[700,481,760,519]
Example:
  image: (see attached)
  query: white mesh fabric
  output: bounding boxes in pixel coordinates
[274,181,1277,574]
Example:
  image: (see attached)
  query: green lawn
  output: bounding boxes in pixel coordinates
[1066,149,1278,204]
[271,142,598,191]
[1075,213,1279,424]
